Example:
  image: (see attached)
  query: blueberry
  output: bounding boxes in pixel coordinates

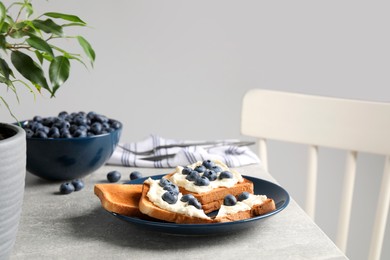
[110,120,122,129]
[94,114,109,124]
[60,121,71,129]
[69,124,78,134]
[77,111,86,117]
[25,129,34,138]
[102,122,110,130]
[31,122,44,132]
[33,115,43,122]
[58,111,69,118]
[194,165,206,173]
[77,125,89,132]
[219,171,233,179]
[88,111,97,118]
[41,126,50,134]
[180,194,195,202]
[224,194,237,206]
[90,122,103,135]
[159,178,172,187]
[202,160,215,169]
[162,191,178,204]
[61,132,72,138]
[195,176,210,186]
[211,165,223,173]
[202,170,217,181]
[33,130,47,138]
[73,115,88,126]
[185,170,200,182]
[181,166,192,175]
[71,179,85,191]
[60,126,71,134]
[63,114,73,122]
[59,182,75,194]
[188,197,202,209]
[48,127,60,138]
[73,129,87,138]
[107,170,121,183]
[237,192,250,201]
[42,117,54,126]
[163,183,179,194]
[130,171,142,180]
[53,119,70,129]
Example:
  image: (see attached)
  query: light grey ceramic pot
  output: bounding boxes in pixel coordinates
[0,123,26,259]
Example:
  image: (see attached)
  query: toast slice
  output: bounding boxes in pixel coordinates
[165,160,254,213]
[138,178,276,224]
[138,179,216,224]
[181,178,254,213]
[215,198,276,222]
[94,183,145,218]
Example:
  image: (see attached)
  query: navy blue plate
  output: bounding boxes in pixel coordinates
[109,174,290,235]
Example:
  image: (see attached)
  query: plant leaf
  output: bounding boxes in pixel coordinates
[35,50,44,64]
[27,36,54,57]
[62,22,87,27]
[0,2,6,31]
[23,20,42,37]
[11,50,51,93]
[77,36,95,65]
[32,19,63,36]
[0,35,6,50]
[0,22,9,33]
[0,96,19,123]
[49,56,70,94]
[65,53,88,69]
[24,3,33,18]
[43,12,86,25]
[0,75,7,83]
[0,57,12,80]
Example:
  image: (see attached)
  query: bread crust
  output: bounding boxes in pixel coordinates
[94,184,145,218]
[138,181,216,224]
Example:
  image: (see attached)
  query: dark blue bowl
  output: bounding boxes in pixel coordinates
[24,123,122,181]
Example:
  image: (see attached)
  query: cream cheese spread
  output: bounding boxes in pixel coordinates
[145,178,210,219]
[169,160,244,193]
[216,194,268,217]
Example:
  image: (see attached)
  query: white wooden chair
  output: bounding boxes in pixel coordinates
[241,89,390,260]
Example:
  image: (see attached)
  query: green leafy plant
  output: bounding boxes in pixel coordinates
[0,0,95,119]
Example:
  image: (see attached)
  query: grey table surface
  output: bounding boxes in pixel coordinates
[11,163,347,260]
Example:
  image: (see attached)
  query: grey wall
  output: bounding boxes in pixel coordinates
[2,1,390,259]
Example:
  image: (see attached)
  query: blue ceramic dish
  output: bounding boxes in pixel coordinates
[23,122,122,181]
[109,175,290,236]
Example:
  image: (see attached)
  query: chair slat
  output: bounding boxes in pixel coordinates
[369,156,390,260]
[336,151,358,253]
[306,145,318,220]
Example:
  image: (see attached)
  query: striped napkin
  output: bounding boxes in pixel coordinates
[106,135,260,168]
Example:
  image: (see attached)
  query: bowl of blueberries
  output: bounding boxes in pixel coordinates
[18,111,122,181]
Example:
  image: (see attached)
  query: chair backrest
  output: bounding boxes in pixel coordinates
[241,89,390,260]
